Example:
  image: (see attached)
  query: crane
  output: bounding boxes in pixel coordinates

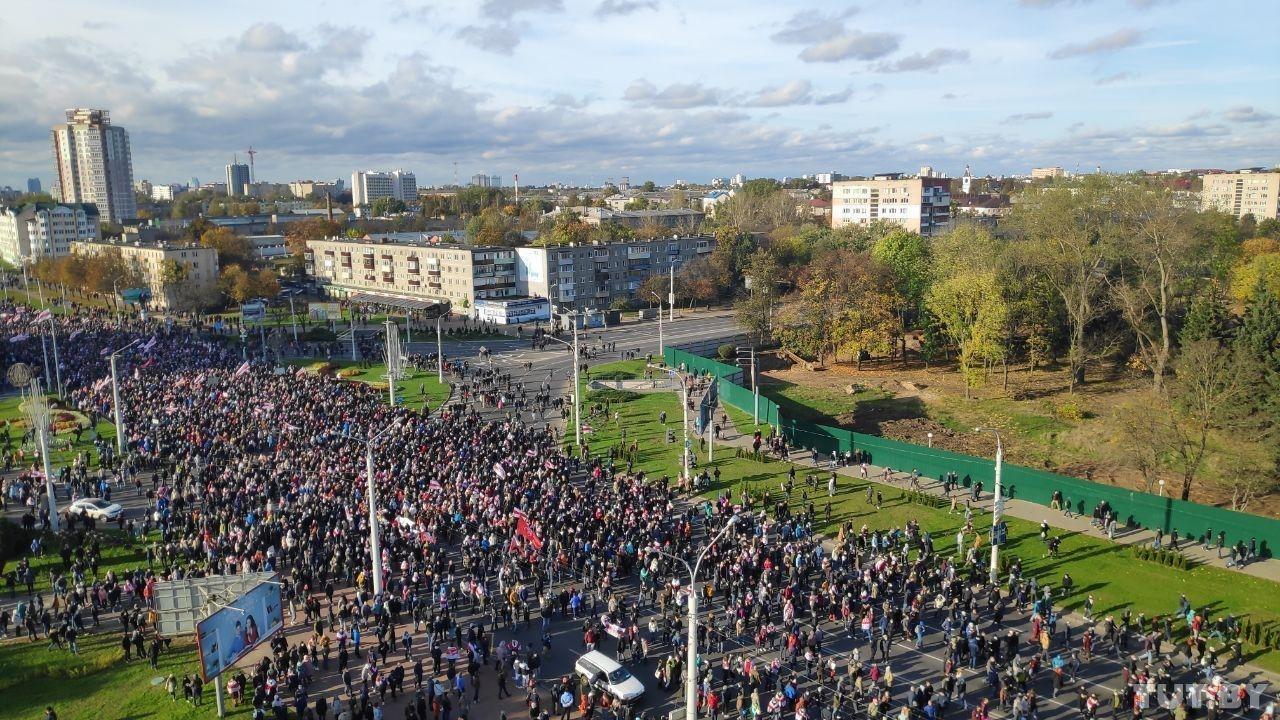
[245,146,258,184]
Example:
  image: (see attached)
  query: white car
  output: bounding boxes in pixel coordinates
[574,650,644,704]
[68,497,124,521]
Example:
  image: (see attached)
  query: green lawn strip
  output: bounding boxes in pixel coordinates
[0,394,115,468]
[0,633,246,720]
[583,385,1280,673]
[758,378,891,426]
[3,530,151,598]
[286,359,450,413]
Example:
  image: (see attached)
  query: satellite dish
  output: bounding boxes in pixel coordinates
[6,363,33,387]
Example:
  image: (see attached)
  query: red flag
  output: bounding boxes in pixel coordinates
[513,508,542,550]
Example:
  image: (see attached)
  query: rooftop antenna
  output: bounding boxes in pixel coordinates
[245,146,258,183]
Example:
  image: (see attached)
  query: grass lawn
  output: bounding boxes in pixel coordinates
[287,359,451,413]
[758,377,895,427]
[0,631,247,720]
[0,393,116,468]
[575,379,1280,672]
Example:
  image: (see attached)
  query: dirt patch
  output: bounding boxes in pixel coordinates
[759,358,1280,518]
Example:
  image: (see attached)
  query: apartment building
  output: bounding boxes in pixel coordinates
[1201,170,1280,221]
[831,176,953,236]
[351,170,416,207]
[306,237,517,310]
[1030,166,1067,180]
[50,108,136,225]
[71,239,219,309]
[0,202,101,265]
[226,162,250,196]
[515,235,714,312]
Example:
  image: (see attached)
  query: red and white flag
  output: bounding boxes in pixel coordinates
[512,508,542,550]
[34,309,52,323]
[493,462,507,479]
[234,361,251,378]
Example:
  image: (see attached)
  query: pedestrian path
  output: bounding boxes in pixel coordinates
[694,386,1280,583]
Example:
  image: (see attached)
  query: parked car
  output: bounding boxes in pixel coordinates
[67,497,124,521]
[573,650,644,704]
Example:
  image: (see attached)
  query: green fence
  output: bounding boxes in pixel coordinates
[665,348,1280,556]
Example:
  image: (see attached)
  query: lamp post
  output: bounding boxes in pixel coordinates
[435,315,445,383]
[927,432,934,448]
[109,339,141,455]
[649,363,690,481]
[975,426,1003,586]
[26,380,58,531]
[347,426,394,597]
[653,514,739,720]
[648,291,664,357]
[287,294,299,344]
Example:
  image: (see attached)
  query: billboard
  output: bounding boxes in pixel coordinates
[473,297,551,325]
[152,571,276,636]
[194,578,283,681]
[308,302,342,321]
[240,302,267,324]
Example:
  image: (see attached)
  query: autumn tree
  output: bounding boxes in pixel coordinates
[1108,183,1203,391]
[735,248,785,343]
[1006,177,1118,392]
[925,226,1010,398]
[200,227,254,270]
[774,249,897,367]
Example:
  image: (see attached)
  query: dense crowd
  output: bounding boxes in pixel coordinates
[0,297,1274,720]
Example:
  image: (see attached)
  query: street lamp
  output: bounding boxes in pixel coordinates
[649,363,690,482]
[648,291,664,357]
[346,426,394,597]
[555,308,583,449]
[652,513,739,720]
[435,314,445,383]
[975,426,1003,586]
[109,339,141,455]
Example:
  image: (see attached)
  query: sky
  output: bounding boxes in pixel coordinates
[1,0,1277,189]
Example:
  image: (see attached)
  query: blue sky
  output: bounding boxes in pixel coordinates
[1,0,1277,188]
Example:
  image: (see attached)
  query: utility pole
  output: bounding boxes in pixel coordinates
[47,313,62,397]
[287,294,299,343]
[384,319,400,407]
[366,441,382,596]
[668,263,675,322]
[435,315,444,383]
[649,291,663,357]
[27,381,58,531]
[977,427,1004,585]
[109,340,139,455]
[737,346,758,425]
[572,310,581,449]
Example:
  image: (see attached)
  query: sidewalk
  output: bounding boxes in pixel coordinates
[696,385,1280,583]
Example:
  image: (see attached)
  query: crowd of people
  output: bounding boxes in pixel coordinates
[0,296,1274,720]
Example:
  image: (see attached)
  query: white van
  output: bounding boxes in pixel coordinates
[574,650,644,704]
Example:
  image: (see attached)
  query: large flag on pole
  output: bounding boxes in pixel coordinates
[34,309,52,323]
[512,508,542,550]
[234,361,251,378]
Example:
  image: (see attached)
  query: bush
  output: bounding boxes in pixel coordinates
[1053,400,1086,421]
[1131,545,1190,570]
[303,327,337,342]
[309,362,337,375]
[0,518,37,564]
[903,490,946,508]
[337,367,362,378]
[717,344,735,360]
[587,388,642,404]
[593,369,639,381]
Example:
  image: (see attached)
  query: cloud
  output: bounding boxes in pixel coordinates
[479,0,564,18]
[455,23,524,54]
[1003,111,1054,124]
[390,2,434,23]
[798,30,900,62]
[82,20,112,30]
[1048,28,1142,59]
[1223,106,1277,124]
[624,79,724,109]
[1095,72,1133,85]
[941,92,959,100]
[550,93,591,108]
[237,22,306,52]
[1021,0,1176,7]
[770,7,860,45]
[742,80,853,107]
[594,0,658,17]
[872,48,969,73]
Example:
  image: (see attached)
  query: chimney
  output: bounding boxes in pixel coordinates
[326,194,333,222]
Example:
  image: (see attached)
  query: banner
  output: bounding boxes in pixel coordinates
[513,508,542,550]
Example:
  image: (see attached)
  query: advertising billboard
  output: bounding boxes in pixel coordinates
[240,302,267,324]
[194,578,283,681]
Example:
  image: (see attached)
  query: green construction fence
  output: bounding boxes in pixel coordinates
[665,347,1280,556]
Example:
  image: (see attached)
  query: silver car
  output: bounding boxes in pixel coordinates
[68,497,124,521]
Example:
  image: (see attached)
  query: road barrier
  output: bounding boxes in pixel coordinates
[665,347,1279,557]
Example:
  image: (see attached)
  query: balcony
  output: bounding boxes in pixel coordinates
[627,248,651,259]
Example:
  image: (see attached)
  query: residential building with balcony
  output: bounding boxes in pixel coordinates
[1201,170,1280,221]
[515,234,715,312]
[70,239,218,309]
[305,237,517,312]
[831,176,953,237]
[0,202,101,265]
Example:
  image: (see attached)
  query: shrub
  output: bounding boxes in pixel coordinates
[587,388,642,404]
[593,369,639,381]
[717,344,735,360]
[303,327,337,342]
[337,367,362,378]
[1053,400,1086,421]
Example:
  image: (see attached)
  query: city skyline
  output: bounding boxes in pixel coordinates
[1,0,1277,189]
